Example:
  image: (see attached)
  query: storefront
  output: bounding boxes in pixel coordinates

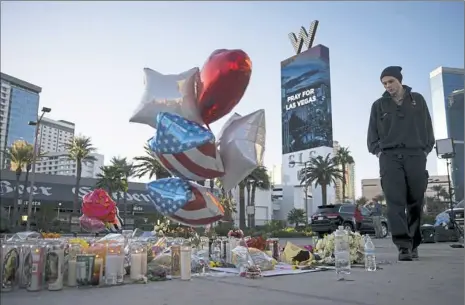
[0,170,158,230]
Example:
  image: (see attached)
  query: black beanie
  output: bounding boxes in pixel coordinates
[380,66,403,83]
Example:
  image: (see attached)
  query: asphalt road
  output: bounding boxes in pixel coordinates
[1,238,463,305]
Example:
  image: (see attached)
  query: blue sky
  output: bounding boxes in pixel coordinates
[1,1,463,197]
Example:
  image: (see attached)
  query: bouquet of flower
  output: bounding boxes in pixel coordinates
[227,229,244,239]
[314,231,364,265]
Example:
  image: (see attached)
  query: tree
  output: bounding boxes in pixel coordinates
[238,181,246,229]
[5,140,31,229]
[133,144,170,179]
[65,136,97,226]
[96,165,122,197]
[431,185,444,201]
[287,208,306,228]
[356,196,368,206]
[299,154,343,206]
[248,166,271,227]
[333,146,355,202]
[24,145,47,230]
[373,194,385,203]
[110,157,134,227]
[214,179,236,223]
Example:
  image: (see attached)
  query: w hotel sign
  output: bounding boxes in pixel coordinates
[288,20,319,55]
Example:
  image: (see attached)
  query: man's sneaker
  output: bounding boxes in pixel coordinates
[412,248,419,259]
[398,248,412,261]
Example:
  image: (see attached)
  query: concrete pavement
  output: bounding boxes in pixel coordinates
[1,238,463,305]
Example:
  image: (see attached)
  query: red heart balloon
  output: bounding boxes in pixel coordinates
[197,49,252,125]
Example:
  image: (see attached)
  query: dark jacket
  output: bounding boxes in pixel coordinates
[367,86,435,155]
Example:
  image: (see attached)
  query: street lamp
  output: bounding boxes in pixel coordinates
[26,106,51,231]
[289,160,311,225]
[435,138,463,239]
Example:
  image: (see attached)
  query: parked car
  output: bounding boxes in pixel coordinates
[311,204,389,238]
[444,200,464,227]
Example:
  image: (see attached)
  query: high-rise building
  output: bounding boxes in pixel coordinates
[0,72,41,168]
[448,89,464,201]
[429,67,464,175]
[333,141,356,202]
[33,116,104,178]
[362,175,448,202]
[38,117,75,153]
[35,151,104,178]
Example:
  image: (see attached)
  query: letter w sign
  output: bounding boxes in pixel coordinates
[288,20,319,55]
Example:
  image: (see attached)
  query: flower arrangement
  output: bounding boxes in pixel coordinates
[227,228,244,239]
[314,231,364,265]
[246,236,266,251]
[41,232,61,239]
[68,238,90,250]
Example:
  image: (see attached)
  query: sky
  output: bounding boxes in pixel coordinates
[1,1,464,197]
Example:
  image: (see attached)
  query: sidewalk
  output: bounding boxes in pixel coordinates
[1,239,463,305]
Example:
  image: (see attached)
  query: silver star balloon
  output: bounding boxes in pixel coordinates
[218,109,266,191]
[129,67,204,129]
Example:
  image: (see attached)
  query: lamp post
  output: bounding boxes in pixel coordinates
[289,160,311,225]
[26,107,51,231]
[435,138,463,239]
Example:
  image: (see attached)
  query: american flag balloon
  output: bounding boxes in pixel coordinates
[147,178,224,227]
[149,112,225,181]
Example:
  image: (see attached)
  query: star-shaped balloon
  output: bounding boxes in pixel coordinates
[149,112,215,155]
[129,67,204,129]
[218,109,266,191]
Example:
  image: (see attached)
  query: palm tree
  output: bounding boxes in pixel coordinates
[65,136,97,226]
[96,165,121,197]
[133,144,170,179]
[287,208,306,228]
[111,157,134,226]
[238,180,246,229]
[333,146,355,202]
[299,154,343,206]
[248,166,271,227]
[24,146,47,230]
[214,179,236,223]
[431,185,444,201]
[439,188,450,202]
[356,196,368,206]
[373,194,385,203]
[4,140,31,229]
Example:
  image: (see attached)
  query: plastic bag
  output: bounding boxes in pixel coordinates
[434,212,450,227]
[231,246,254,268]
[191,249,209,273]
[248,248,276,271]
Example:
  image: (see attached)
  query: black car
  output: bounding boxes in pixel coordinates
[311,204,389,238]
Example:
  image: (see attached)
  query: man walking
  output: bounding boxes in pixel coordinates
[367,66,435,261]
[371,200,383,238]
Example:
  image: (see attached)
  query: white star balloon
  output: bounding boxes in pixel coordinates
[218,109,266,191]
[129,67,204,129]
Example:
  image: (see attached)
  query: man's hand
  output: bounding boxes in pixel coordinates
[377,152,382,158]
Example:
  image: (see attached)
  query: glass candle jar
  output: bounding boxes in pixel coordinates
[105,244,123,285]
[67,243,82,287]
[129,242,147,280]
[180,245,191,281]
[76,254,95,286]
[18,241,32,289]
[170,245,181,278]
[27,242,46,292]
[46,240,65,291]
[1,242,20,292]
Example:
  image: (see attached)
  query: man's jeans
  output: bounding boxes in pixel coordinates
[372,216,383,238]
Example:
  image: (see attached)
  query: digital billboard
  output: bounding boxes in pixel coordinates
[281,44,333,155]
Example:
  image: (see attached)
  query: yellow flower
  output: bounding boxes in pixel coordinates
[291,265,298,270]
